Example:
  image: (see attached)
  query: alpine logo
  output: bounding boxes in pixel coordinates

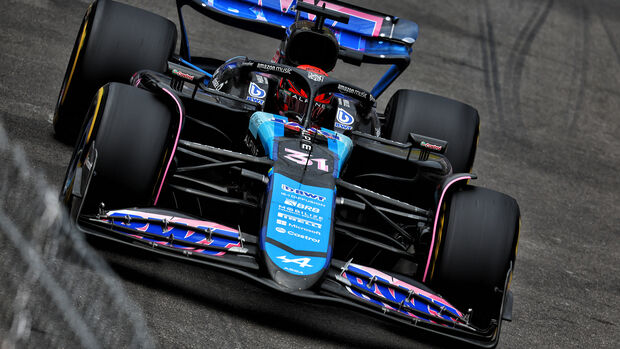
[281,184,326,202]
[248,82,266,98]
[276,255,313,268]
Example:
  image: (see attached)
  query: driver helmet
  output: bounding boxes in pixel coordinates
[276,65,333,126]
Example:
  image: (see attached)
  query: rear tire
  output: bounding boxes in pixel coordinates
[383,90,479,174]
[54,0,177,143]
[430,186,520,327]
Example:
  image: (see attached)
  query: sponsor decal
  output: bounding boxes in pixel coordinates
[286,222,321,235]
[284,198,320,213]
[307,71,324,82]
[243,134,260,156]
[282,148,329,172]
[248,82,266,98]
[211,78,225,91]
[338,84,367,99]
[277,255,313,268]
[420,141,443,151]
[285,230,320,243]
[281,183,326,202]
[334,122,353,130]
[257,63,292,74]
[277,212,322,229]
[336,109,354,125]
[255,74,269,84]
[172,69,195,81]
[246,96,265,105]
[278,205,322,222]
[300,129,313,143]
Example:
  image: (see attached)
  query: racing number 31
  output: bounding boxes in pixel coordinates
[283,148,329,172]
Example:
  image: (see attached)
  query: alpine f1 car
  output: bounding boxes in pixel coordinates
[55,0,520,347]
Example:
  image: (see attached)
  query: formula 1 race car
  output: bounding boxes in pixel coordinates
[56,1,520,347]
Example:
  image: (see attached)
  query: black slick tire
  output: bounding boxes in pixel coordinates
[383,90,480,173]
[430,186,520,327]
[53,0,177,144]
[72,83,173,211]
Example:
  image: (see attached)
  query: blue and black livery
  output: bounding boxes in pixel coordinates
[55,1,521,348]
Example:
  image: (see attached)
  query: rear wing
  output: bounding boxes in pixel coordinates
[176,0,419,97]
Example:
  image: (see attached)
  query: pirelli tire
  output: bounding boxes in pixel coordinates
[430,185,520,328]
[383,89,480,174]
[68,83,173,211]
[53,0,177,144]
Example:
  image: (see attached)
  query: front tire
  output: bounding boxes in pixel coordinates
[54,0,177,143]
[62,83,173,212]
[429,186,520,327]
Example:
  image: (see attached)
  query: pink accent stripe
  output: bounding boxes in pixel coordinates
[154,88,183,205]
[303,0,384,36]
[422,176,472,283]
[279,0,294,13]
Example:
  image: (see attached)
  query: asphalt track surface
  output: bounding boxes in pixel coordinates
[1,0,619,348]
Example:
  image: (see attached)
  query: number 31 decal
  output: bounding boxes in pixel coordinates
[283,148,329,172]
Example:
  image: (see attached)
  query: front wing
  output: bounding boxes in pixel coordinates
[76,207,511,347]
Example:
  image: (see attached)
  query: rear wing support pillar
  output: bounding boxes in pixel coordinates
[371,63,406,99]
